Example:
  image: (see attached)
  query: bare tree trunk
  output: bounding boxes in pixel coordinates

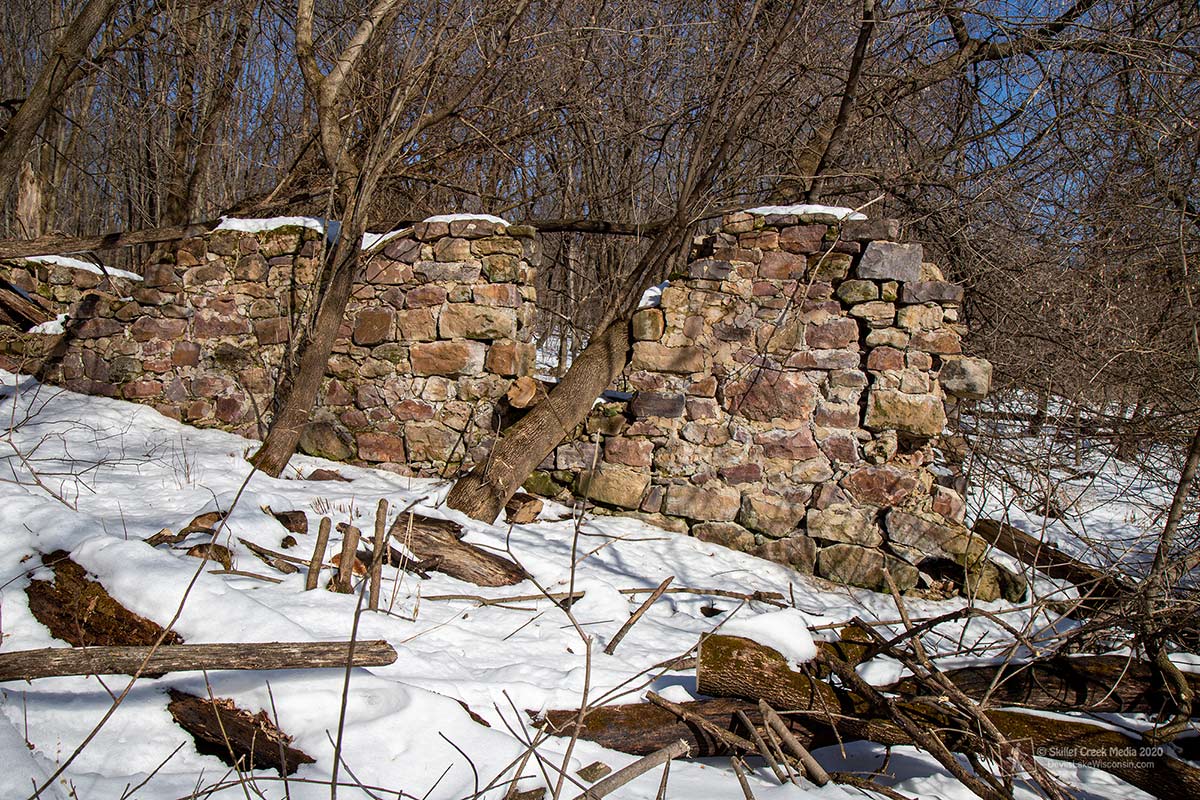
[0,0,119,204]
[250,237,359,476]
[446,317,631,521]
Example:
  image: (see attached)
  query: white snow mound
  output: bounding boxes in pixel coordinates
[720,607,817,669]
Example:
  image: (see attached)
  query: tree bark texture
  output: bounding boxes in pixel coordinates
[25,550,184,647]
[0,640,398,682]
[250,239,357,476]
[167,690,315,775]
[388,512,526,586]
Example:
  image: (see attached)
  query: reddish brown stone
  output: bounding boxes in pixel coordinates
[194,311,250,338]
[721,370,818,422]
[805,317,859,349]
[383,238,421,262]
[254,317,290,345]
[814,403,860,428]
[357,432,406,462]
[352,308,394,346]
[363,260,412,284]
[170,345,200,369]
[484,340,534,376]
[688,376,717,397]
[755,428,818,460]
[75,318,123,339]
[215,397,245,423]
[183,263,230,286]
[931,485,967,523]
[685,397,720,419]
[472,284,521,307]
[128,316,182,342]
[410,340,486,376]
[841,465,921,507]
[720,463,763,484]
[123,380,162,399]
[185,399,212,421]
[819,432,860,464]
[779,225,826,254]
[413,221,449,241]
[394,400,435,420]
[758,251,806,279]
[405,285,448,308]
[190,374,235,396]
[604,437,654,467]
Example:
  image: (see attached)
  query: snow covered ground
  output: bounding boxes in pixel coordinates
[0,373,1183,799]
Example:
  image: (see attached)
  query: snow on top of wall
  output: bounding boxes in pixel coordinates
[213,215,327,234]
[745,204,867,221]
[361,229,406,250]
[719,607,817,669]
[24,254,143,281]
[423,213,510,225]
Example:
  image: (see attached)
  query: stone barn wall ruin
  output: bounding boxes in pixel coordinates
[0,209,1013,598]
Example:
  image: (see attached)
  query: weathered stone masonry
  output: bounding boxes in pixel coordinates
[535,210,1006,598]
[0,210,1013,598]
[0,217,539,476]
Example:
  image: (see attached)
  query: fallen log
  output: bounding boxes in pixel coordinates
[537,697,902,758]
[0,640,398,682]
[0,218,220,260]
[539,698,774,757]
[885,654,1200,715]
[973,518,1132,612]
[0,280,51,329]
[26,550,184,647]
[167,689,314,775]
[698,634,1200,800]
[388,512,526,587]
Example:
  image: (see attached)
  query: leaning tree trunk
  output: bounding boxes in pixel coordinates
[446,318,631,522]
[250,238,359,477]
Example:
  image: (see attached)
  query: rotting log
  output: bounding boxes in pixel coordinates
[26,550,184,647]
[167,689,315,775]
[539,699,769,757]
[388,512,526,587]
[973,518,1132,612]
[0,640,398,682]
[698,634,1200,800]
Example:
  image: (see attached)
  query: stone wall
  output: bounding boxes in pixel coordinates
[534,209,1007,598]
[0,217,539,476]
[0,210,1012,598]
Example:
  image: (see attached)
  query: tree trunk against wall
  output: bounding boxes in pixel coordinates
[445,318,632,522]
[249,231,360,476]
